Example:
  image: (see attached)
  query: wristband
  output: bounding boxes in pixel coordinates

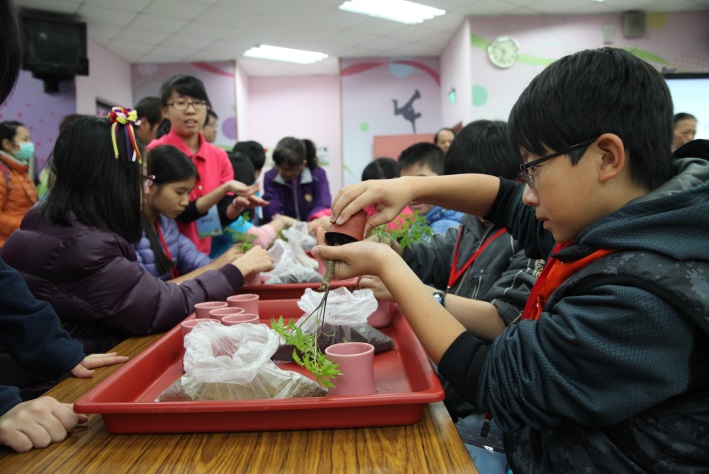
[432,290,446,307]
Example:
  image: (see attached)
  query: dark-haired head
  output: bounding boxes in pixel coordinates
[229,152,257,185]
[272,137,306,168]
[159,75,210,108]
[302,138,319,169]
[509,47,674,191]
[445,120,520,179]
[44,116,145,243]
[147,145,198,185]
[398,142,445,175]
[136,97,162,126]
[362,158,399,181]
[434,128,456,154]
[233,140,266,173]
[0,0,22,105]
[0,120,25,154]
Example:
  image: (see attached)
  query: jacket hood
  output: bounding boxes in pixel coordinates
[577,157,709,261]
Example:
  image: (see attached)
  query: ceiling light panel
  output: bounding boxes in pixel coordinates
[338,0,445,25]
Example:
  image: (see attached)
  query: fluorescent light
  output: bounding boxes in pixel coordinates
[339,0,445,25]
[243,45,328,64]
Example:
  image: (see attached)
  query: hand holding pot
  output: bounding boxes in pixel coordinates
[330,179,414,234]
[312,227,396,281]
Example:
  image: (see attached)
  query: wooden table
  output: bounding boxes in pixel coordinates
[0,334,477,473]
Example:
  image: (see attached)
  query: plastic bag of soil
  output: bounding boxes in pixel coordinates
[273,288,394,362]
[156,322,326,401]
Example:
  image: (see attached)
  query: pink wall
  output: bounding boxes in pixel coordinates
[437,12,709,127]
[247,75,342,197]
[440,20,473,129]
[340,57,441,186]
[76,40,132,115]
[235,63,250,141]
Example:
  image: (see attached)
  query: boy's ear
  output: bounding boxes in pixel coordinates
[596,133,626,183]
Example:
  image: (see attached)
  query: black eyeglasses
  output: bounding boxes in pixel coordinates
[519,137,598,188]
[167,100,209,111]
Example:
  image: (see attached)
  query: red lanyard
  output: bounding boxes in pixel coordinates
[194,159,204,196]
[447,227,507,290]
[156,220,180,279]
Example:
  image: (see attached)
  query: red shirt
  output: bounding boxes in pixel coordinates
[147,130,234,254]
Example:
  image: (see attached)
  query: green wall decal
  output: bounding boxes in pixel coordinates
[359,122,370,132]
[619,48,671,66]
[472,85,488,106]
[647,12,670,29]
[470,33,489,49]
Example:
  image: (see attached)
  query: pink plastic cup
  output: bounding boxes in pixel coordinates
[209,307,246,322]
[221,313,260,326]
[226,294,260,315]
[194,301,228,319]
[181,319,217,337]
[325,342,376,397]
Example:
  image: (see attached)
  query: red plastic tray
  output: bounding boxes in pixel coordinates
[235,276,359,300]
[235,257,359,299]
[74,300,444,434]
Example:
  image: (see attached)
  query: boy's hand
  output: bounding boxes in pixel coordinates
[358,275,394,301]
[311,227,392,280]
[224,181,259,197]
[69,352,130,378]
[330,179,413,234]
[0,397,88,452]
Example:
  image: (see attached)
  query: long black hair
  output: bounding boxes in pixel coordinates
[44,116,144,243]
[143,145,198,276]
[0,0,22,106]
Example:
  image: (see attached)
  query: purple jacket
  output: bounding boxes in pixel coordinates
[1,206,244,354]
[134,215,211,280]
[262,166,331,222]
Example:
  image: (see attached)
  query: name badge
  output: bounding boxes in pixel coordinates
[195,206,223,238]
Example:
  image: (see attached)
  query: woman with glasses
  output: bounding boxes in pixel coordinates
[1,113,274,357]
[147,75,260,256]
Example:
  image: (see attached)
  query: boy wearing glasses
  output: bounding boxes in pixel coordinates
[313,48,709,471]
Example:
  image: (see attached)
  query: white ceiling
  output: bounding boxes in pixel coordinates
[13,0,709,76]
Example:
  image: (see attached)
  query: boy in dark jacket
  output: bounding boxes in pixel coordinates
[316,48,709,472]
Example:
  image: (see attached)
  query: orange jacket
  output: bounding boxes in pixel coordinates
[0,156,37,248]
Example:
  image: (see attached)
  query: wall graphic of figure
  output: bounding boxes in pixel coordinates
[393,89,421,133]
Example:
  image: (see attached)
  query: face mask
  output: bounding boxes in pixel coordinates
[14,141,34,163]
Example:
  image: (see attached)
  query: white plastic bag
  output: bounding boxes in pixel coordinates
[156,322,326,401]
[263,222,321,284]
[293,288,394,354]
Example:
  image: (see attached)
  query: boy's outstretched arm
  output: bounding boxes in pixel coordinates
[330,174,501,233]
[312,229,466,363]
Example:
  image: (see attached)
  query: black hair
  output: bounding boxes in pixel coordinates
[232,140,266,171]
[229,152,256,185]
[672,112,697,127]
[155,119,171,139]
[159,75,211,108]
[362,158,399,181]
[398,142,445,175]
[44,116,144,243]
[509,47,675,191]
[0,120,24,152]
[302,138,319,169]
[272,137,306,168]
[204,108,218,126]
[135,96,162,126]
[59,114,84,133]
[433,128,456,145]
[143,145,198,275]
[0,0,22,106]
[444,120,520,179]
[147,145,198,185]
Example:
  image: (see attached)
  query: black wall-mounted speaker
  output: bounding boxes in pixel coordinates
[623,11,646,38]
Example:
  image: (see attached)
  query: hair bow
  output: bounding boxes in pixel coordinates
[107,106,143,164]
